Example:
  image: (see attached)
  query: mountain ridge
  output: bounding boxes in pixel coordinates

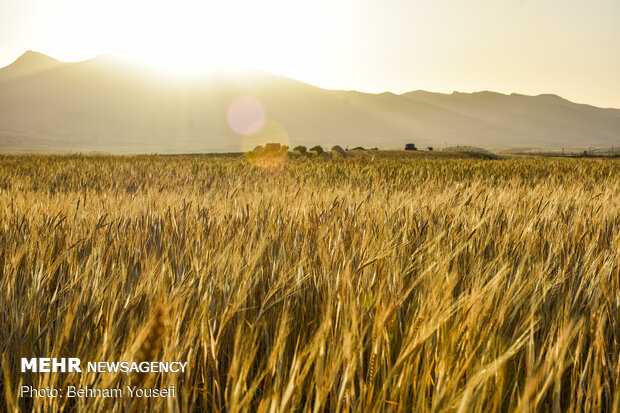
[1,51,619,153]
[0,50,68,84]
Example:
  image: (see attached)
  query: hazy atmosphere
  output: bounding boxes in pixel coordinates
[3,1,620,412]
[2,0,620,108]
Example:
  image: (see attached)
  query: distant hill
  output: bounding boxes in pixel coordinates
[1,51,619,153]
[0,51,67,84]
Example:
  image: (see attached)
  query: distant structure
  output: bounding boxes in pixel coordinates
[251,143,288,156]
[405,143,417,151]
[427,147,433,151]
[265,143,281,152]
[351,146,366,150]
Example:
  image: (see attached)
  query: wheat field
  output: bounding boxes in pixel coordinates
[1,153,620,412]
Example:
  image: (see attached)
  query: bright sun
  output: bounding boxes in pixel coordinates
[75,0,329,78]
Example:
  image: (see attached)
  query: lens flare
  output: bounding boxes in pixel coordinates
[226,96,266,135]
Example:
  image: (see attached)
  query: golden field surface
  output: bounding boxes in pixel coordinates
[1,153,620,412]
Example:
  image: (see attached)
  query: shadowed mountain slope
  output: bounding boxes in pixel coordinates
[1,52,619,153]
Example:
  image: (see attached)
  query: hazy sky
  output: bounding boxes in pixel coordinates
[1,0,619,108]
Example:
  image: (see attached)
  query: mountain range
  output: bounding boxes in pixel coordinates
[1,51,619,153]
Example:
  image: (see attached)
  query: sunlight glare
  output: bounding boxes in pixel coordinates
[73,0,328,79]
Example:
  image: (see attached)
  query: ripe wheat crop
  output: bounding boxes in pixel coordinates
[1,153,619,412]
